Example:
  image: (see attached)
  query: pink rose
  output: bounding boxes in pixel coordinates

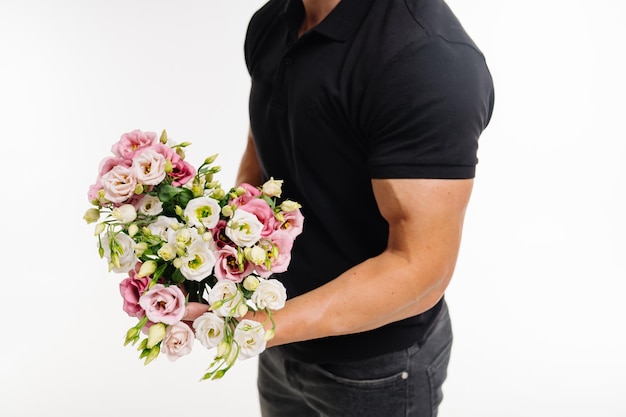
[100,164,137,204]
[112,129,158,159]
[238,198,276,237]
[161,322,195,361]
[119,273,151,318]
[214,244,255,283]
[138,284,186,325]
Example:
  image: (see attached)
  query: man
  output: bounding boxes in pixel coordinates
[192,0,493,415]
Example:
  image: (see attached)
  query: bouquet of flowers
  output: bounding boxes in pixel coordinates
[83,129,303,380]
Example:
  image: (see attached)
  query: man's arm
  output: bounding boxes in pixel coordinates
[259,177,473,346]
[236,127,263,186]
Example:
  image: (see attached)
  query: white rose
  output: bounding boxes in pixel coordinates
[208,281,244,317]
[102,231,138,273]
[112,204,137,224]
[179,238,216,282]
[261,177,283,198]
[137,194,163,216]
[193,312,225,350]
[251,279,287,310]
[100,165,137,204]
[132,148,166,185]
[184,197,221,229]
[233,319,266,360]
[226,209,263,247]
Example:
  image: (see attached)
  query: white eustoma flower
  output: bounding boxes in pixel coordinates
[193,312,225,350]
[112,204,137,224]
[132,148,167,185]
[102,231,138,273]
[234,319,266,360]
[148,216,181,241]
[174,227,192,245]
[137,194,163,216]
[226,209,263,247]
[157,242,177,261]
[208,281,244,317]
[179,238,216,282]
[251,279,287,310]
[184,197,221,229]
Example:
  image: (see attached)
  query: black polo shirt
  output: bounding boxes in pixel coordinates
[245,0,494,363]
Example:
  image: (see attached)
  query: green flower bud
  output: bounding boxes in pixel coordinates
[280,200,302,212]
[220,205,232,218]
[211,188,225,200]
[94,223,106,236]
[147,323,166,348]
[191,183,204,197]
[137,260,157,278]
[164,158,173,173]
[124,327,140,346]
[134,242,148,256]
[204,154,219,164]
[144,345,160,365]
[243,276,260,292]
[128,224,139,237]
[83,208,101,224]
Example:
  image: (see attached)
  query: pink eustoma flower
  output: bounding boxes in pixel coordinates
[119,273,151,318]
[238,198,276,237]
[138,284,186,325]
[214,244,255,283]
[111,129,158,159]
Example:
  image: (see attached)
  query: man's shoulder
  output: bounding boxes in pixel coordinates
[399,0,481,51]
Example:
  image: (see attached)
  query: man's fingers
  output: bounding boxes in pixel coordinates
[184,301,210,322]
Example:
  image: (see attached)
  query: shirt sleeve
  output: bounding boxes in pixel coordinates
[363,36,495,179]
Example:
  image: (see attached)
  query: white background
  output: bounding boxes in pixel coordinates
[0,0,624,416]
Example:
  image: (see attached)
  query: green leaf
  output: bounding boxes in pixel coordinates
[171,268,186,284]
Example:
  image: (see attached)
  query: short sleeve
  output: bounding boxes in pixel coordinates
[363,37,495,179]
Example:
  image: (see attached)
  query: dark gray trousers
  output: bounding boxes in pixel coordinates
[258,301,453,417]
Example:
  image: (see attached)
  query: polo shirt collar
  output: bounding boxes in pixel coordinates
[282,0,376,42]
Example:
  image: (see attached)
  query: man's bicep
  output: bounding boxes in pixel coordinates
[372,178,474,259]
